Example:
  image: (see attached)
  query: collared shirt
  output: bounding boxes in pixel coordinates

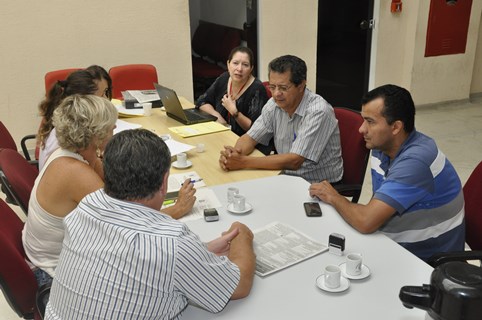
[247,88,343,183]
[45,189,240,320]
[371,130,465,261]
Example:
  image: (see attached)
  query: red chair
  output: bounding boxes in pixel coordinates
[109,64,158,99]
[262,81,272,98]
[0,121,37,164]
[333,107,370,203]
[0,198,44,319]
[428,161,482,267]
[0,149,39,215]
[44,68,81,93]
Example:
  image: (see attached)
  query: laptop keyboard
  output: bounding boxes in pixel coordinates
[186,110,206,121]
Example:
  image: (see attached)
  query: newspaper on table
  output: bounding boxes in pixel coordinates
[253,222,328,277]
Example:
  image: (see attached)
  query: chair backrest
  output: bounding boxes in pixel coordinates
[0,121,18,151]
[262,81,272,99]
[0,149,39,214]
[0,199,39,318]
[109,64,158,99]
[44,68,81,93]
[463,161,482,250]
[333,107,370,203]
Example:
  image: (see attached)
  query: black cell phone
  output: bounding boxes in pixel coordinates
[204,208,219,222]
[304,202,322,217]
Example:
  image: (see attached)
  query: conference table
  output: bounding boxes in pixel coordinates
[121,97,279,186]
[121,98,432,319]
[180,175,433,319]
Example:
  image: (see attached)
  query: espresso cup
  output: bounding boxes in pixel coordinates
[142,102,152,116]
[233,194,246,211]
[346,253,363,276]
[324,265,341,289]
[176,152,187,167]
[227,187,239,204]
[196,143,205,153]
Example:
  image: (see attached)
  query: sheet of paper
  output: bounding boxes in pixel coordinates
[164,138,194,156]
[253,222,328,277]
[168,122,230,138]
[178,188,222,222]
[114,119,142,134]
[127,90,160,103]
[167,171,206,193]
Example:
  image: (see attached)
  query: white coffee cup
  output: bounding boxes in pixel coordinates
[346,253,363,276]
[142,102,152,116]
[324,265,341,289]
[196,143,205,153]
[176,152,187,167]
[233,194,246,211]
[227,187,239,204]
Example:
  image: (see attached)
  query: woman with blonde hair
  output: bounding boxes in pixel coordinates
[23,94,118,286]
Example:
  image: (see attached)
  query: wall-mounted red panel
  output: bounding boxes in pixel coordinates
[425,0,473,57]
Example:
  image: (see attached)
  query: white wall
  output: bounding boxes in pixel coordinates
[0,0,193,144]
[258,0,318,90]
[374,1,482,105]
[471,9,482,95]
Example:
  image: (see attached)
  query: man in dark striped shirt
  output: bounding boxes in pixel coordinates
[46,129,256,319]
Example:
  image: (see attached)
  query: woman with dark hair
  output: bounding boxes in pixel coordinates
[195,46,268,137]
[37,65,112,170]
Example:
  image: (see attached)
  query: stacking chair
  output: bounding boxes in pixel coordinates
[428,161,482,267]
[0,120,36,163]
[0,199,46,319]
[333,107,370,203]
[0,149,39,215]
[109,64,158,99]
[262,81,272,99]
[44,68,81,93]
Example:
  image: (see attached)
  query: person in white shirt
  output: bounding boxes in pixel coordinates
[45,129,256,319]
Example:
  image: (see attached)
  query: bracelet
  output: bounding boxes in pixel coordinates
[232,110,240,118]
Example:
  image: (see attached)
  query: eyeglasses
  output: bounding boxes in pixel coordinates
[267,84,293,93]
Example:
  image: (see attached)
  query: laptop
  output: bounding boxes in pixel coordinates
[154,83,217,125]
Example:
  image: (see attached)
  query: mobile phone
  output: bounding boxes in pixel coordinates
[304,202,322,217]
[204,208,219,222]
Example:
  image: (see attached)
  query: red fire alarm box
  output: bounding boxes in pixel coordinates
[425,0,473,57]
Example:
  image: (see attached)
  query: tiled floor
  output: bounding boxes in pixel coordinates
[1,98,482,318]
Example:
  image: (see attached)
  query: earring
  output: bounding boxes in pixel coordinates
[96,146,103,159]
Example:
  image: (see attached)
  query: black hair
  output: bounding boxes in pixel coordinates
[268,55,307,86]
[361,84,416,132]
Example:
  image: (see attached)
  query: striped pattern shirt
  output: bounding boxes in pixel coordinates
[247,88,343,183]
[45,189,240,320]
[372,131,465,261]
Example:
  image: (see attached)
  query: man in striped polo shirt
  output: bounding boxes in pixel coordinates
[309,84,465,261]
[219,55,343,184]
[45,129,255,319]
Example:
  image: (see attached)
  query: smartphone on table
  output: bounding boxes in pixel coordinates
[304,202,322,217]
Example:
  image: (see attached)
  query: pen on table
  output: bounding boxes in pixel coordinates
[163,199,175,205]
[181,178,203,185]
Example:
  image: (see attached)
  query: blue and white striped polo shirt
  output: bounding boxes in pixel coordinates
[45,189,240,319]
[371,131,465,261]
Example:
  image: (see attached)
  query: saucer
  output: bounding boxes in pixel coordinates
[339,262,371,280]
[172,160,192,169]
[316,274,350,293]
[227,202,253,215]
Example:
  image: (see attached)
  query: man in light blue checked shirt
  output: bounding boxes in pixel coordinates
[45,129,256,319]
[219,55,343,184]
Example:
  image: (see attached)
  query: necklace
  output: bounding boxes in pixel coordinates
[229,76,250,100]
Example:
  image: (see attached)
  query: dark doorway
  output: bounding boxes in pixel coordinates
[245,0,259,77]
[316,0,374,110]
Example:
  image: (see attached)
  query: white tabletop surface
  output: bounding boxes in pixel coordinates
[181,175,432,319]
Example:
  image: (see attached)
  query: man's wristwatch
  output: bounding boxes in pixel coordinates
[232,110,240,118]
